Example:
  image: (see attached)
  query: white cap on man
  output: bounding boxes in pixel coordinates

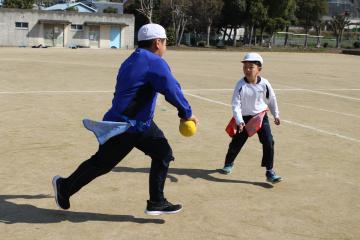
[138,23,167,41]
[241,52,263,66]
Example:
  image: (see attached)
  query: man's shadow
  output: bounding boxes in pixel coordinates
[112,167,273,189]
[0,194,164,224]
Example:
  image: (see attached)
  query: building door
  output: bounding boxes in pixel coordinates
[53,25,64,47]
[89,26,100,48]
[44,24,64,47]
[110,26,120,48]
[44,24,55,47]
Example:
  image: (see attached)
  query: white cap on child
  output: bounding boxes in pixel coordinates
[138,23,167,41]
[241,52,263,66]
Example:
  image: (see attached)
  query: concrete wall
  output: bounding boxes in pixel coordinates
[0,8,134,49]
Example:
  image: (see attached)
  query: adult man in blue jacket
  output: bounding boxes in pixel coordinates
[52,23,198,215]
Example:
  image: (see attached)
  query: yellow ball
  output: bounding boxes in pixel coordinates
[179,120,197,137]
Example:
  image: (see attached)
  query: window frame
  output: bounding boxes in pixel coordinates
[15,22,29,29]
[70,24,84,31]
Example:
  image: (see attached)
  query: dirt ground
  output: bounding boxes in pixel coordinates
[0,47,359,240]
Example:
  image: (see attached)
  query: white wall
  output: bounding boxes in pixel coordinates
[0,9,134,48]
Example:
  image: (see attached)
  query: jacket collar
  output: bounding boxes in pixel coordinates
[244,76,261,84]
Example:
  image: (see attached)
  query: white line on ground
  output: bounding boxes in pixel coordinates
[274,84,360,101]
[184,88,360,91]
[185,88,360,101]
[184,93,230,106]
[282,102,360,119]
[301,88,360,101]
[0,90,113,94]
[185,90,359,119]
[0,89,359,142]
[276,89,360,91]
[0,88,359,95]
[184,92,360,144]
[282,119,360,143]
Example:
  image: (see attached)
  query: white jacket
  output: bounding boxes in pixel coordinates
[232,76,279,125]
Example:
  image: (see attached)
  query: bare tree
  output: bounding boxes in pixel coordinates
[295,0,327,48]
[170,0,190,46]
[329,12,351,48]
[314,19,324,48]
[189,0,223,47]
[137,0,154,23]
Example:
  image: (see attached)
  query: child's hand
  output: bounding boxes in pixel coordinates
[237,122,245,132]
[274,117,280,125]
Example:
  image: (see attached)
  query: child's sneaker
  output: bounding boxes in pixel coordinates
[221,165,233,174]
[145,199,182,215]
[266,170,283,183]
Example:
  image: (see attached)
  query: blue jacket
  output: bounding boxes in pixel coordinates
[103,48,192,132]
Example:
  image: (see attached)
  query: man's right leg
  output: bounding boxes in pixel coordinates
[53,132,136,210]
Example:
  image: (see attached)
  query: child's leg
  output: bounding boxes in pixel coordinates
[257,115,274,170]
[224,131,248,167]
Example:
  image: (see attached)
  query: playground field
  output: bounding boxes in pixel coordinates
[0,48,359,240]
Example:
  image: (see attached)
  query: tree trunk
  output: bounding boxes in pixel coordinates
[249,25,254,46]
[207,23,211,47]
[233,27,237,47]
[176,20,182,44]
[228,28,233,42]
[243,26,249,44]
[304,27,308,48]
[338,30,344,48]
[172,12,178,45]
[177,17,187,46]
[268,33,274,48]
[284,25,289,46]
[253,26,257,45]
[316,27,321,48]
[222,27,227,42]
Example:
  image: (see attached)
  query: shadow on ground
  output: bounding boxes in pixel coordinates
[112,166,273,189]
[0,194,164,224]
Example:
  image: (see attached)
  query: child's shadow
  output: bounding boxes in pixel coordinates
[112,167,273,189]
[0,194,164,224]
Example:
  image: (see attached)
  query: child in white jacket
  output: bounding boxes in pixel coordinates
[221,52,282,183]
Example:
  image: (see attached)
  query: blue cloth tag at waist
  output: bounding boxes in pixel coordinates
[83,119,131,145]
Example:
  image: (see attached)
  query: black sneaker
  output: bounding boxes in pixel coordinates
[52,175,70,210]
[145,199,182,215]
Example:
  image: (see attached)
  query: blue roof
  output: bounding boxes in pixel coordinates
[44,2,97,13]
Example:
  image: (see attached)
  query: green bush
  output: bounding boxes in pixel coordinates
[353,41,360,48]
[166,28,176,46]
[66,6,78,12]
[103,7,118,14]
[197,41,206,47]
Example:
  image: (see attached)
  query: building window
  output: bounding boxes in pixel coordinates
[71,24,83,31]
[15,22,29,29]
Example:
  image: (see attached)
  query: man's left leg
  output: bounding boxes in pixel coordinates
[136,121,182,215]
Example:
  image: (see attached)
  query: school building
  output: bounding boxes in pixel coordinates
[0,8,134,49]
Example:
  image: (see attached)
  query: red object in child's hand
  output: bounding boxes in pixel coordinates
[225,117,237,137]
[245,111,267,137]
